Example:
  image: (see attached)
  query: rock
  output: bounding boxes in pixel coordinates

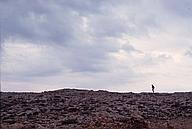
[68,107,79,112]
[60,118,78,125]
[130,117,148,129]
[1,89,192,129]
[2,118,15,124]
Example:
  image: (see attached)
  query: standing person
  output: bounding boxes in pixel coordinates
[152,84,155,93]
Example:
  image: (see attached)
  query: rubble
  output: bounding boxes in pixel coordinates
[1,89,192,129]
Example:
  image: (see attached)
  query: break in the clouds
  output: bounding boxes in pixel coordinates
[1,0,192,92]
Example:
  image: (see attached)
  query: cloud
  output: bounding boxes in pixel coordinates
[1,0,192,92]
[186,47,192,57]
[1,39,64,80]
[162,0,192,17]
[1,0,162,43]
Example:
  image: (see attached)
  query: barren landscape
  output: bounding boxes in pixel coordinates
[1,89,192,129]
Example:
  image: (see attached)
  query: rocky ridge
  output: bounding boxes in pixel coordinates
[1,89,192,129]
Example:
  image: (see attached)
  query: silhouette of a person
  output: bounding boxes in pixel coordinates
[152,84,155,93]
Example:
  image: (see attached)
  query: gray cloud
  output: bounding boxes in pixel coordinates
[1,0,161,43]
[162,0,192,17]
[186,47,192,57]
[2,0,147,74]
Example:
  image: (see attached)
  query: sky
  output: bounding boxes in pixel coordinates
[1,0,192,92]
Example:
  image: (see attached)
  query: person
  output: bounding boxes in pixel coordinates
[152,84,155,93]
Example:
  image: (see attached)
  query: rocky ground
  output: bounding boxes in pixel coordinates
[1,89,192,129]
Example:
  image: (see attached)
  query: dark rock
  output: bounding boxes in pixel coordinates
[68,107,79,112]
[60,118,78,125]
[3,118,15,124]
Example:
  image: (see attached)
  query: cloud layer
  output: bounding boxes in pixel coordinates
[1,0,192,92]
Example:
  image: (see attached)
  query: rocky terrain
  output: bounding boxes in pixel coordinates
[1,89,192,129]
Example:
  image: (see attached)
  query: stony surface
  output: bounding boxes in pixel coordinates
[1,89,192,129]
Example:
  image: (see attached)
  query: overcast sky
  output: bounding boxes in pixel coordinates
[1,0,192,92]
